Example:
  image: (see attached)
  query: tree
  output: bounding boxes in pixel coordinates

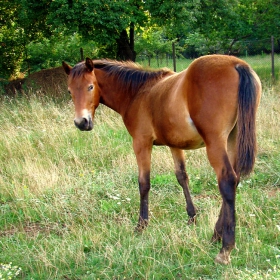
[147,0,280,56]
[135,26,173,66]
[0,0,147,78]
[0,0,51,78]
[26,33,98,73]
[1,0,280,79]
[145,0,199,40]
[46,0,147,61]
[0,0,23,77]
[184,0,280,55]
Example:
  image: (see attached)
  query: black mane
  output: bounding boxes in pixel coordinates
[93,60,173,95]
[70,59,173,95]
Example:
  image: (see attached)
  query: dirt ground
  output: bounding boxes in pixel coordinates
[3,66,68,98]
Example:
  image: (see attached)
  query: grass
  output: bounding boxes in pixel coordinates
[0,60,280,279]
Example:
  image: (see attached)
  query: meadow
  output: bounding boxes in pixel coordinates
[0,57,279,279]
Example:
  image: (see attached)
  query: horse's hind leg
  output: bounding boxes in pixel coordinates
[170,148,196,224]
[206,142,238,265]
[211,127,239,244]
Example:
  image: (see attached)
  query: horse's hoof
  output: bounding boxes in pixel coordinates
[187,215,196,225]
[134,227,143,234]
[214,252,231,265]
[135,219,148,233]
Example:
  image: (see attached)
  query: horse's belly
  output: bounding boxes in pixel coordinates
[153,116,205,149]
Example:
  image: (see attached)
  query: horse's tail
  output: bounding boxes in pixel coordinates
[235,64,260,177]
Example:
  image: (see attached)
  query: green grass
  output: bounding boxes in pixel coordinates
[0,64,280,279]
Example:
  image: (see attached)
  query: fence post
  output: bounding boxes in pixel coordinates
[172,42,176,72]
[80,48,84,61]
[271,36,275,82]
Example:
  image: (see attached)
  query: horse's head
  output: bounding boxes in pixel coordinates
[62,58,100,131]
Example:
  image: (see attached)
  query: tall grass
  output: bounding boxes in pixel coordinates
[0,68,280,279]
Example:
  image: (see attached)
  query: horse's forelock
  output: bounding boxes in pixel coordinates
[69,62,88,79]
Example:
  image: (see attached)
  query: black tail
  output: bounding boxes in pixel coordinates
[235,65,259,177]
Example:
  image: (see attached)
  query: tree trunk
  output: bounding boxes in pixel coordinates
[116,23,136,61]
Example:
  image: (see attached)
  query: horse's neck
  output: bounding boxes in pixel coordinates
[96,70,138,117]
[101,90,131,117]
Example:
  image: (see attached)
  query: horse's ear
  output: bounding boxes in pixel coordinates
[85,57,94,72]
[62,61,72,75]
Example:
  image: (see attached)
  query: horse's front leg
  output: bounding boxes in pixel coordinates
[133,139,152,231]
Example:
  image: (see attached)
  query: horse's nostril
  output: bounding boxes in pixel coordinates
[81,118,88,126]
[74,117,91,131]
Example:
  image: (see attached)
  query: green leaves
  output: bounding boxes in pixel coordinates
[1,0,280,78]
[146,0,199,39]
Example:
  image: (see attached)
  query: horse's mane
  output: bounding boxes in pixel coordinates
[70,59,173,95]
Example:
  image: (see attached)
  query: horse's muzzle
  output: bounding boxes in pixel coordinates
[74,117,93,131]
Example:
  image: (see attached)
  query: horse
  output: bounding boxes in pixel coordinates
[62,55,261,265]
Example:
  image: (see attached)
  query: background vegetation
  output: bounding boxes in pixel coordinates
[1,0,280,79]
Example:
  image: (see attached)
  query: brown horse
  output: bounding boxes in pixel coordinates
[62,55,261,265]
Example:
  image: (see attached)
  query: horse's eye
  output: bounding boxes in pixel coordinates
[88,85,94,91]
[68,90,71,95]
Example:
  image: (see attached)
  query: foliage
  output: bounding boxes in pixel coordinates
[145,0,199,39]
[0,1,23,78]
[46,0,147,60]
[135,27,172,58]
[0,24,24,78]
[26,33,97,73]
[184,0,280,55]
[1,0,280,78]
[0,0,148,78]
[0,0,51,78]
